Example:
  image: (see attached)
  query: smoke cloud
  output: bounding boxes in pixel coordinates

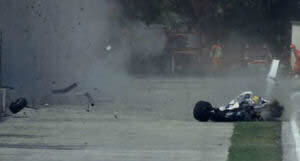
[0,0,167,104]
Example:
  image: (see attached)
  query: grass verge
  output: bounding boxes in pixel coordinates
[227,122,282,161]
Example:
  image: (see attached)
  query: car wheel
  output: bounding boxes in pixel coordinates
[9,98,28,114]
[193,101,213,122]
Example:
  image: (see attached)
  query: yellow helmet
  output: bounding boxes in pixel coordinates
[252,96,260,104]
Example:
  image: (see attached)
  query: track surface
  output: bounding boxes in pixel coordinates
[0,77,264,161]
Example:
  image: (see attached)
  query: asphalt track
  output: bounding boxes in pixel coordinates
[0,77,273,161]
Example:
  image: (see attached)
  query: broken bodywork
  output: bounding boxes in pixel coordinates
[193,91,284,122]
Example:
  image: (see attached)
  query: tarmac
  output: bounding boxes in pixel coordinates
[0,77,270,161]
[282,91,300,161]
[0,106,233,161]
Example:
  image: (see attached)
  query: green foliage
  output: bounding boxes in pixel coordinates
[119,0,281,30]
[119,0,195,27]
[119,0,290,54]
[119,0,162,24]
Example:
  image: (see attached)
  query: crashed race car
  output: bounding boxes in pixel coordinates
[193,91,284,122]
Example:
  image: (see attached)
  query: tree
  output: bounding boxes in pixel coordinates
[119,0,195,28]
[119,0,294,55]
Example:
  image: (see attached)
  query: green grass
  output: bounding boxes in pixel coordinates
[227,122,282,161]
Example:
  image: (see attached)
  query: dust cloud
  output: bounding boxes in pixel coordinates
[0,0,167,105]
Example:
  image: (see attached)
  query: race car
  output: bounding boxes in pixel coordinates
[193,91,284,122]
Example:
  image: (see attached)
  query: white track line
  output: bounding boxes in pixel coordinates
[291,118,300,161]
[289,92,300,161]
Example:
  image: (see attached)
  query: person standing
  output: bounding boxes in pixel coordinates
[209,42,223,69]
[290,44,300,77]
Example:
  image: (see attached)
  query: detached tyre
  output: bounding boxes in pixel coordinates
[9,98,28,114]
[193,101,213,122]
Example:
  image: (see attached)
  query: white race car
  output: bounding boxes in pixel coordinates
[193,91,284,122]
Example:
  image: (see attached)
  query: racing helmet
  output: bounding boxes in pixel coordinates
[240,91,253,98]
[251,96,260,104]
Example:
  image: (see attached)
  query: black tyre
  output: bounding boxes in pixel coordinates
[193,101,213,122]
[9,98,28,114]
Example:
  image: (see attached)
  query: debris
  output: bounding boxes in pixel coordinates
[84,92,95,107]
[52,83,78,94]
[86,103,91,112]
[114,111,119,119]
[9,98,28,114]
[106,45,112,51]
[265,59,280,98]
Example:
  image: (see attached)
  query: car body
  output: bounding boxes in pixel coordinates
[193,91,284,122]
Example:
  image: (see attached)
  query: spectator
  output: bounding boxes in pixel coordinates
[209,41,223,69]
[290,44,300,77]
